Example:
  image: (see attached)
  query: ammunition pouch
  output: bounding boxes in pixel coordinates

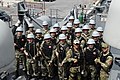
[70,66,80,73]
[15,50,24,58]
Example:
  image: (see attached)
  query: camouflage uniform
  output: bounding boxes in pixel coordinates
[66,28,75,46]
[89,29,95,38]
[95,43,113,80]
[14,35,26,75]
[51,41,70,79]
[24,41,38,77]
[74,36,86,49]
[81,33,90,42]
[66,32,72,45]
[64,48,83,80]
[40,41,56,78]
[99,52,113,80]
[35,35,43,77]
[84,47,100,80]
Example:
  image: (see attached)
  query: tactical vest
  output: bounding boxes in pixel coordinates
[71,49,82,66]
[25,42,37,58]
[14,35,26,51]
[57,43,70,63]
[85,48,99,65]
[72,50,81,60]
[75,37,87,48]
[42,42,54,59]
[100,52,113,71]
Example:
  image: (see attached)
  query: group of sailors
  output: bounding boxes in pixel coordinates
[13,15,113,80]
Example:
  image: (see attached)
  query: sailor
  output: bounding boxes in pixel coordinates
[60,25,68,35]
[63,40,83,80]
[60,25,71,43]
[95,42,113,80]
[42,21,49,35]
[84,39,100,80]
[66,22,73,33]
[69,16,74,25]
[74,28,86,49]
[52,23,60,36]
[24,33,38,77]
[92,30,102,51]
[35,29,43,45]
[26,23,35,35]
[81,24,90,42]
[46,30,58,79]
[96,27,104,42]
[34,29,43,78]
[74,19,80,28]
[89,19,96,36]
[51,34,70,80]
[40,33,56,79]
[49,28,57,45]
[14,26,26,77]
[66,22,73,41]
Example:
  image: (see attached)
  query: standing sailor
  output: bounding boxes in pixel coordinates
[49,28,57,45]
[42,21,49,35]
[26,23,35,35]
[63,40,83,80]
[40,33,56,79]
[69,16,74,25]
[74,28,86,49]
[35,29,43,45]
[81,25,90,42]
[14,26,26,77]
[84,39,100,80]
[24,33,38,78]
[74,19,80,28]
[96,27,104,42]
[66,22,73,41]
[35,29,43,78]
[51,34,70,80]
[52,23,60,36]
[92,31,102,51]
[60,26,68,35]
[89,19,96,36]
[95,42,113,80]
